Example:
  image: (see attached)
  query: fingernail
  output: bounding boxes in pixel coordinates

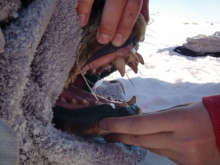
[112,34,123,47]
[79,14,86,27]
[97,32,110,44]
[99,120,107,130]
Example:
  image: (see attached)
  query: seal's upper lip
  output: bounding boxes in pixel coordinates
[80,39,144,77]
[82,39,138,68]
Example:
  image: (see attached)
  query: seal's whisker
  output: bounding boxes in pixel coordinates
[148,18,154,25]
[126,72,135,88]
[76,47,99,101]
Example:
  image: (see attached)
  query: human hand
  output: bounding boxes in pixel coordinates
[99,101,220,165]
[77,0,149,47]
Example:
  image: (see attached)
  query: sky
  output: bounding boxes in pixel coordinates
[149,0,220,22]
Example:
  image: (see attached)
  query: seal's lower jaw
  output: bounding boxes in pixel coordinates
[52,41,144,137]
[53,85,142,137]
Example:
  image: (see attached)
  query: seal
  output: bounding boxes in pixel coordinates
[52,0,147,137]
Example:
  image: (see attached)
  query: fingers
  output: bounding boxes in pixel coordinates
[78,0,144,47]
[97,0,143,47]
[104,132,174,149]
[111,0,143,47]
[96,0,127,45]
[140,0,149,24]
[77,0,94,27]
[99,110,179,134]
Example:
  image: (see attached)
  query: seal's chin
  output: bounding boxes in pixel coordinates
[52,40,144,137]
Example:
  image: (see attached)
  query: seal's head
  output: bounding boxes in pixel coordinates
[52,0,146,137]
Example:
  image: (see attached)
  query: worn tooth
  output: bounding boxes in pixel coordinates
[128,62,138,73]
[60,97,66,102]
[82,99,89,105]
[136,52,144,65]
[94,101,102,105]
[107,96,112,100]
[81,71,87,76]
[99,94,104,99]
[121,101,127,108]
[110,56,126,77]
[91,68,96,74]
[107,65,112,72]
[103,65,109,70]
[126,51,138,65]
[127,96,136,104]
[71,99,77,104]
[94,101,99,105]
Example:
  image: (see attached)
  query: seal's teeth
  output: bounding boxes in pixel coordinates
[94,101,101,105]
[81,71,87,76]
[136,52,144,65]
[71,99,77,104]
[126,51,138,65]
[107,96,112,100]
[82,99,89,105]
[103,65,109,70]
[60,97,66,102]
[121,101,127,108]
[99,94,104,99]
[94,101,99,105]
[127,96,136,105]
[110,56,126,77]
[91,68,96,74]
[106,65,112,72]
[128,62,138,73]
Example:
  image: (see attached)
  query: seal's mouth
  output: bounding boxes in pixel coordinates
[52,1,147,136]
[55,39,144,110]
[52,39,144,137]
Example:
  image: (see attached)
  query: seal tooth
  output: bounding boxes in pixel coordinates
[103,65,109,70]
[94,101,99,105]
[91,68,96,74]
[81,71,87,76]
[121,101,127,108]
[71,99,77,104]
[107,96,112,100]
[82,99,89,105]
[127,96,136,105]
[136,52,144,65]
[128,62,138,74]
[106,65,112,72]
[110,55,125,77]
[60,97,66,102]
[126,51,138,65]
[94,101,101,105]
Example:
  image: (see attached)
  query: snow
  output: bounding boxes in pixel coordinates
[97,13,220,164]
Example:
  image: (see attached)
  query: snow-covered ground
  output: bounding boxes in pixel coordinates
[98,12,220,164]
